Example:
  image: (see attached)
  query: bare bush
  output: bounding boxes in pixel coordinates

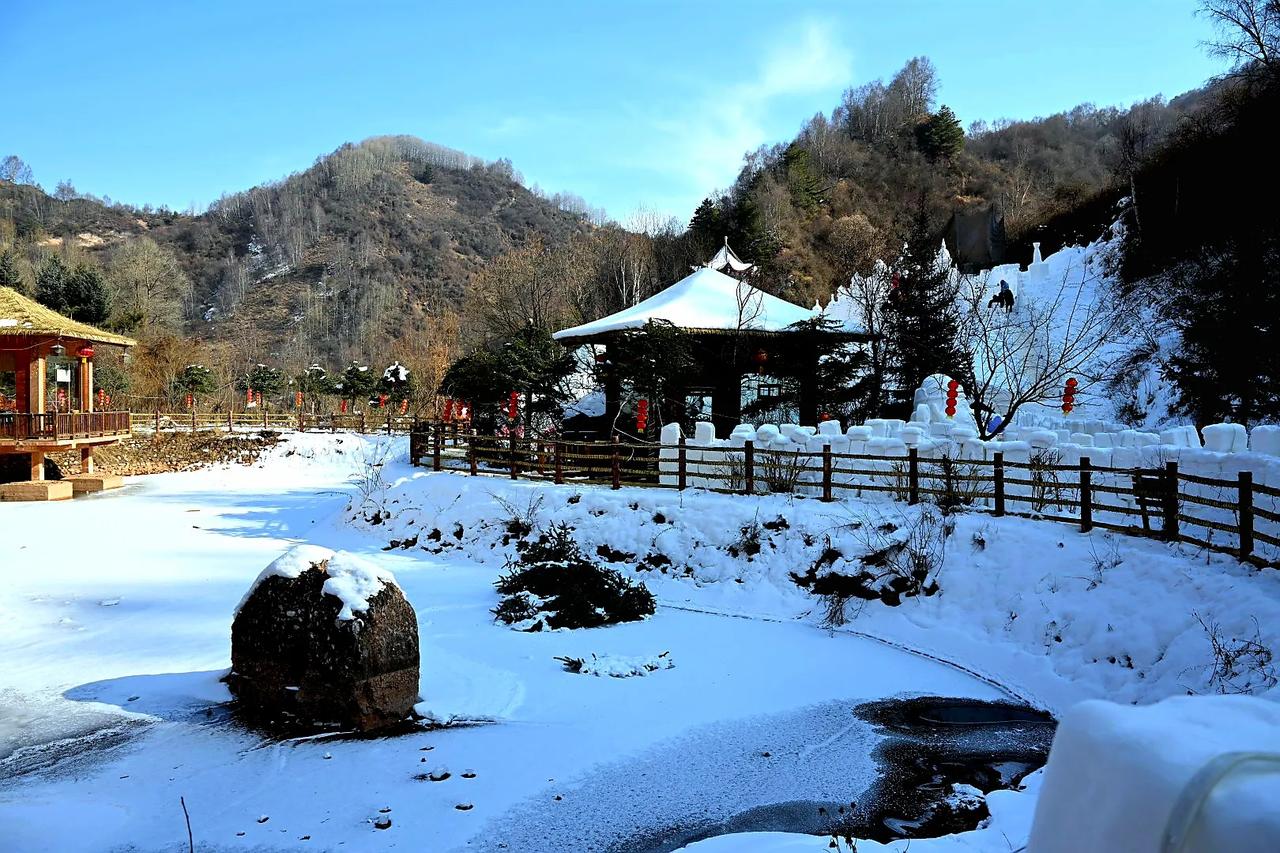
[1194,613,1278,694]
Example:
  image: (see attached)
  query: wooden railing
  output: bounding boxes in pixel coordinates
[131,411,419,434]
[408,422,1280,567]
[0,411,132,442]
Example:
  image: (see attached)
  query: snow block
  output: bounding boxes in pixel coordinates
[659,422,683,445]
[228,547,420,732]
[1250,425,1280,456]
[845,425,873,442]
[817,419,842,437]
[1203,423,1247,453]
[1028,695,1280,853]
[693,421,716,444]
[900,425,925,447]
[1069,432,1094,447]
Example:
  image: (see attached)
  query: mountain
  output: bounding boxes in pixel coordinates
[0,136,591,366]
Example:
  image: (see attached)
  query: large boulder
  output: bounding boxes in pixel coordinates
[228,545,420,732]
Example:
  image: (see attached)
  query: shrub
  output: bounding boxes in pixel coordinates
[493,524,655,630]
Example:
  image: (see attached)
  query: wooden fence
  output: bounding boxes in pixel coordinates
[131,410,418,434]
[409,422,1280,566]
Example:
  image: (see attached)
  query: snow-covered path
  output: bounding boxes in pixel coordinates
[0,435,1003,852]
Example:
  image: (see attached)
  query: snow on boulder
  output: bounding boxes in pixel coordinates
[228,545,420,732]
[1028,695,1280,853]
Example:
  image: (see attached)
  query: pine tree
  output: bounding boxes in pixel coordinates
[65,264,110,324]
[239,364,286,404]
[35,255,70,314]
[884,201,967,396]
[337,361,377,407]
[917,105,965,161]
[0,247,23,291]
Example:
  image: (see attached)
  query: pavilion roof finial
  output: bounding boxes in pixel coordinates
[701,238,754,276]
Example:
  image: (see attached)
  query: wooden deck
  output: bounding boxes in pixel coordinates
[0,412,132,448]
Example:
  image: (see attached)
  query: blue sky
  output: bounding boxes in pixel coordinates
[3,1,1227,225]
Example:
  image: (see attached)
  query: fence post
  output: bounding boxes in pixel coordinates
[744,439,755,495]
[907,447,919,505]
[678,436,687,491]
[553,440,564,485]
[298,410,304,431]
[227,410,233,433]
[1238,470,1254,560]
[611,435,621,490]
[993,452,1005,517]
[1162,461,1180,541]
[262,406,268,429]
[432,424,442,472]
[468,433,478,476]
[360,411,367,434]
[510,435,519,480]
[1080,457,1093,533]
[154,409,160,441]
[822,444,833,502]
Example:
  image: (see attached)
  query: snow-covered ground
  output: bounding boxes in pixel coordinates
[2,433,1276,852]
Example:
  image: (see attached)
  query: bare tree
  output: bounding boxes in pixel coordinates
[955,269,1128,439]
[1200,0,1280,69]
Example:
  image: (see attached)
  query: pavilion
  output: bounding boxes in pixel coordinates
[0,286,135,501]
[553,243,870,437]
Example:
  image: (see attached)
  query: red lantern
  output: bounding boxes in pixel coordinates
[295,391,303,408]
[77,345,95,359]
[636,398,649,432]
[379,393,388,408]
[752,349,768,375]
[97,388,106,408]
[945,379,959,418]
[508,391,519,421]
[819,412,832,422]
[246,388,254,405]
[399,398,408,415]
[1063,377,1078,414]
[340,398,348,414]
[185,393,194,409]
[443,398,454,422]
[255,391,263,406]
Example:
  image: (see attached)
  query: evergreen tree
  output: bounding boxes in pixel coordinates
[239,364,286,404]
[440,348,513,433]
[35,255,70,314]
[597,320,698,430]
[884,201,967,397]
[337,361,378,407]
[783,144,823,212]
[687,197,725,257]
[378,361,413,405]
[742,317,873,425]
[916,105,965,160]
[65,264,110,324]
[1162,236,1280,425]
[500,325,576,429]
[0,247,23,291]
[172,364,217,401]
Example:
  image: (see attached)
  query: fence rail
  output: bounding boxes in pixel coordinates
[408,422,1280,567]
[0,411,132,442]
[130,411,419,434]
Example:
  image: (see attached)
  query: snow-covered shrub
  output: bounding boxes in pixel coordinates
[350,441,394,522]
[756,447,808,493]
[1194,613,1277,695]
[923,451,988,513]
[493,523,656,631]
[793,509,950,623]
[554,651,673,677]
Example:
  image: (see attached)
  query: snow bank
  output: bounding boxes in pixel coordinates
[357,472,1280,710]
[1028,695,1280,852]
[236,544,397,621]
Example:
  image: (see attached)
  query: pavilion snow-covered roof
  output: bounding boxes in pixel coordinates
[0,286,136,347]
[553,267,819,342]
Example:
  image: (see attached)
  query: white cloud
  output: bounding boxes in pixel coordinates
[639,18,853,216]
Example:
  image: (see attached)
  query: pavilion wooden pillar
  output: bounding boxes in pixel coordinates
[79,354,94,413]
[80,446,95,474]
[27,351,46,413]
[29,450,45,481]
